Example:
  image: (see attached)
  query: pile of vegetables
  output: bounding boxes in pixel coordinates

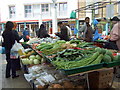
[21,54,43,65]
[51,47,120,69]
[51,48,95,61]
[36,40,77,55]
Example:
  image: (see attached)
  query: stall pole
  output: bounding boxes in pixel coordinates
[52,0,58,34]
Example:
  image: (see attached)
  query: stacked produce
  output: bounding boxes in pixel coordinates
[21,54,43,65]
[36,40,77,55]
[20,48,43,65]
[27,37,59,45]
[50,47,120,69]
[35,40,95,56]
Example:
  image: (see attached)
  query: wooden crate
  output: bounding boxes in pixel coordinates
[88,68,113,89]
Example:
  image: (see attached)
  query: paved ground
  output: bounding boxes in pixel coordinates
[0,53,120,89]
[0,54,31,89]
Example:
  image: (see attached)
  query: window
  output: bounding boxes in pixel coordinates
[33,5,40,17]
[9,6,15,18]
[59,3,67,11]
[59,3,67,16]
[24,5,32,17]
[41,4,49,12]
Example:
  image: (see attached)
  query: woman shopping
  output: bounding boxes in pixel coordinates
[2,21,19,78]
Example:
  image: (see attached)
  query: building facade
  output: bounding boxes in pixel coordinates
[78,0,119,20]
[0,0,78,32]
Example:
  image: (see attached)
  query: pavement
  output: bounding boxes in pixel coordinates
[0,54,31,89]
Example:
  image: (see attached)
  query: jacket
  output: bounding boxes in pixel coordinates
[110,22,120,50]
[79,23,93,42]
[2,30,15,50]
[38,28,50,38]
[57,25,70,41]
[12,30,21,42]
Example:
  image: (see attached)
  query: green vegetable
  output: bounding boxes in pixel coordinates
[101,48,106,54]
[29,59,33,64]
[29,55,36,60]
[52,52,100,69]
[105,50,113,59]
[21,58,29,65]
[95,47,101,53]
[102,54,111,63]
[90,54,103,65]
[33,59,40,64]
[113,55,120,61]
[36,55,42,60]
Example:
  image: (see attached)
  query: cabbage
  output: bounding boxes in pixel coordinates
[29,59,33,64]
[29,55,36,60]
[21,58,29,65]
[33,59,40,64]
[36,55,42,60]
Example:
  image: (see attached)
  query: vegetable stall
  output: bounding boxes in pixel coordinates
[19,37,120,89]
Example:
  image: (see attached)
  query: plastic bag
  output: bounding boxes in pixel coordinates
[10,51,19,59]
[11,41,24,52]
[93,29,103,41]
[11,41,20,51]
[70,11,76,19]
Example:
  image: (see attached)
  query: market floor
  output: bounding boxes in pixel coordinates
[0,54,120,89]
[0,54,31,89]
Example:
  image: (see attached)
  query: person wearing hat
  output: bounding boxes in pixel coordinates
[111,16,120,25]
[103,16,120,50]
[110,16,120,78]
[109,16,120,50]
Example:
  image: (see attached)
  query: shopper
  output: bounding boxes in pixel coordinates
[38,24,50,38]
[78,17,93,42]
[2,21,19,78]
[22,27,30,42]
[55,22,70,41]
[12,22,21,70]
[109,16,120,50]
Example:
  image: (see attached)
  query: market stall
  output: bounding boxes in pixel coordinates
[19,38,120,89]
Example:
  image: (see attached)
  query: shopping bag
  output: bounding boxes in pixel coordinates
[11,41,24,51]
[0,46,5,54]
[10,51,19,59]
[11,41,19,51]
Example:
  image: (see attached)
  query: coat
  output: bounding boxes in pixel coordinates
[38,28,50,38]
[2,30,15,50]
[79,23,93,42]
[57,25,70,41]
[12,30,21,42]
[110,22,120,50]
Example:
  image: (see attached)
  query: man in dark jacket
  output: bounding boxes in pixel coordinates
[56,22,70,41]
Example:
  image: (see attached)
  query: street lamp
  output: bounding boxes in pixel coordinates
[52,0,57,34]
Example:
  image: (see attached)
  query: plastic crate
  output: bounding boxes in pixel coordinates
[104,61,120,68]
[88,68,113,88]
[61,63,104,75]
